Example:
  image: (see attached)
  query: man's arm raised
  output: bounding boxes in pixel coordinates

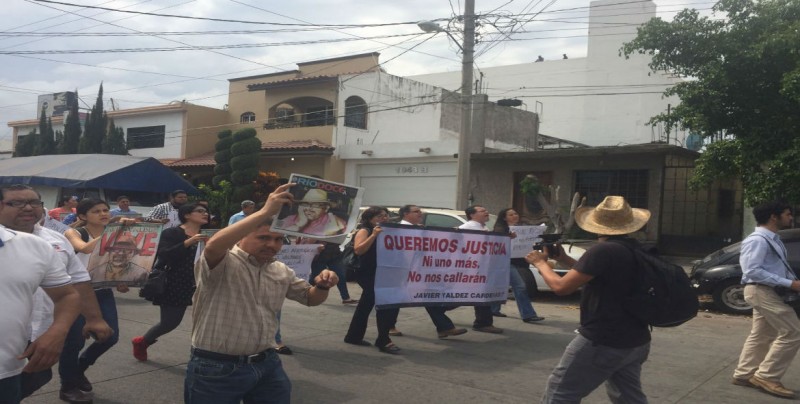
[204,183,295,269]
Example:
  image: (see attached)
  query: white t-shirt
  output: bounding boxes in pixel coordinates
[0,225,71,379]
[29,225,91,341]
[458,220,488,231]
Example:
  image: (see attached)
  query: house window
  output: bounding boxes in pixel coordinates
[276,107,294,122]
[127,125,166,149]
[344,96,367,129]
[574,169,649,208]
[240,112,256,123]
[305,106,335,127]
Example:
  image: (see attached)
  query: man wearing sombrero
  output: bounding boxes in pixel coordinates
[526,195,652,403]
[280,189,347,237]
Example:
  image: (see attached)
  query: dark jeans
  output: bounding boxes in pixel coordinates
[0,374,22,404]
[143,304,188,345]
[474,305,494,328]
[426,307,456,332]
[345,276,398,348]
[310,256,350,300]
[184,350,290,404]
[59,288,119,386]
[20,368,52,399]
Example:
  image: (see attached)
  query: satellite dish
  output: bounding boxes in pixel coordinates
[686,133,703,151]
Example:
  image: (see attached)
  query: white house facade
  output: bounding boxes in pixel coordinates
[411,0,684,148]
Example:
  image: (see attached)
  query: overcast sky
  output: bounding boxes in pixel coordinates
[0,0,719,141]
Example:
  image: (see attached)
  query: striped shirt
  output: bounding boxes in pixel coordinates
[191,245,311,355]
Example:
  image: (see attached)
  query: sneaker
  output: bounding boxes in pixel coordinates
[750,375,795,398]
[473,325,504,334]
[59,386,94,403]
[438,327,468,339]
[75,373,92,392]
[523,316,546,323]
[131,336,148,361]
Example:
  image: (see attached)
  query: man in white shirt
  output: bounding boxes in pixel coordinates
[458,205,503,334]
[0,184,113,401]
[0,198,80,402]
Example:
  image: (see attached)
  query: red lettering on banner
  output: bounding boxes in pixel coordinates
[407,271,422,282]
[460,240,507,255]
[140,233,158,256]
[383,235,458,252]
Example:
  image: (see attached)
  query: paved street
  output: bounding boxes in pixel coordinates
[23,282,800,404]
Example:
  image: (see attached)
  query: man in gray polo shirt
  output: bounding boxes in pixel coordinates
[185,183,338,404]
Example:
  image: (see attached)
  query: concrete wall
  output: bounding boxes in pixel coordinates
[411,0,683,148]
[184,104,233,158]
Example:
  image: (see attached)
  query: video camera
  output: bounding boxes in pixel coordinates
[533,233,564,259]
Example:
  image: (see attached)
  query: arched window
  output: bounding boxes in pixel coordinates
[344,96,367,129]
[240,112,256,123]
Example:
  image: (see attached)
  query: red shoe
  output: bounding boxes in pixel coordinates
[132,336,148,361]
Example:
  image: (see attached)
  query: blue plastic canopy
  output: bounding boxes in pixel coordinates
[0,154,198,194]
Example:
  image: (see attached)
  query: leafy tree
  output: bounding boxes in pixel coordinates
[212,130,233,187]
[102,118,127,155]
[622,0,800,205]
[62,93,82,154]
[228,128,261,202]
[13,129,36,157]
[79,83,107,154]
[33,108,56,155]
[198,180,234,226]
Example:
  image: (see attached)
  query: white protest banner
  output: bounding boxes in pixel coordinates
[509,225,547,258]
[42,212,71,234]
[275,244,320,281]
[374,224,510,309]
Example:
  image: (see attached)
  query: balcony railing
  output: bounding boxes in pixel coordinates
[263,118,336,130]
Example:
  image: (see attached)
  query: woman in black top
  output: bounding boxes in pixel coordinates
[343,206,401,354]
[132,203,209,361]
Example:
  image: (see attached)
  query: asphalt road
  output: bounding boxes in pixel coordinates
[21,278,800,404]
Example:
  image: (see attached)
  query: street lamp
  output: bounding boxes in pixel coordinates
[417,0,475,209]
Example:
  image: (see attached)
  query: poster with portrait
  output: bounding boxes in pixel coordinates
[271,174,363,239]
[86,223,163,288]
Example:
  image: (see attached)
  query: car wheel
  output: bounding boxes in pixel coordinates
[712,278,752,314]
[516,266,537,299]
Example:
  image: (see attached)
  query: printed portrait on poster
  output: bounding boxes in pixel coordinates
[87,223,163,287]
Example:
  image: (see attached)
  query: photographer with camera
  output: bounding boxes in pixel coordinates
[525,196,652,403]
[732,201,800,398]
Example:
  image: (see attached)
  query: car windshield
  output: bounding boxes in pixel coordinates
[701,241,743,264]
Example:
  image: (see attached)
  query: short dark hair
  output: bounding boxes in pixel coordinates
[399,204,417,218]
[76,198,109,217]
[1,184,40,200]
[753,201,792,225]
[464,205,483,220]
[171,190,187,198]
[360,206,388,228]
[178,202,203,224]
[116,195,130,202]
[58,194,75,207]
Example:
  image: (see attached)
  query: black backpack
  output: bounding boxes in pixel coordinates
[611,240,699,327]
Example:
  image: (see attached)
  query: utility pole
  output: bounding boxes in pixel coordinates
[456,0,475,209]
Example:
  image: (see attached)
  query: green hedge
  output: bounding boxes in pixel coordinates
[230,153,260,171]
[230,137,261,156]
[230,168,259,185]
[232,127,257,142]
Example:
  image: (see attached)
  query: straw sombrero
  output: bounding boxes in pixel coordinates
[574,196,651,235]
[297,189,330,204]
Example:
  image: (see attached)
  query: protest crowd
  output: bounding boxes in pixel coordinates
[2,178,800,404]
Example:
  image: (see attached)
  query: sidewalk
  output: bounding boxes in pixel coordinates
[24,284,798,404]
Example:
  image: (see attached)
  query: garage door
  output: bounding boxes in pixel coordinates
[359,176,455,208]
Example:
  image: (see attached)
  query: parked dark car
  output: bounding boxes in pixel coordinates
[690,228,800,315]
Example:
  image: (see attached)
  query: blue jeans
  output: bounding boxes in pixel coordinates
[311,256,350,300]
[274,310,282,345]
[59,288,119,386]
[492,265,538,320]
[0,374,22,403]
[184,350,291,404]
[543,334,650,404]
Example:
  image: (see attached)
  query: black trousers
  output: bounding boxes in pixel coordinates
[345,275,399,348]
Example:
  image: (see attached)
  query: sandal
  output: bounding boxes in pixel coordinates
[378,343,401,355]
[388,328,403,337]
[276,346,293,355]
[342,299,359,304]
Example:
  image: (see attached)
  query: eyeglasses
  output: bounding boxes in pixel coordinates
[192,208,208,214]
[2,199,44,208]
